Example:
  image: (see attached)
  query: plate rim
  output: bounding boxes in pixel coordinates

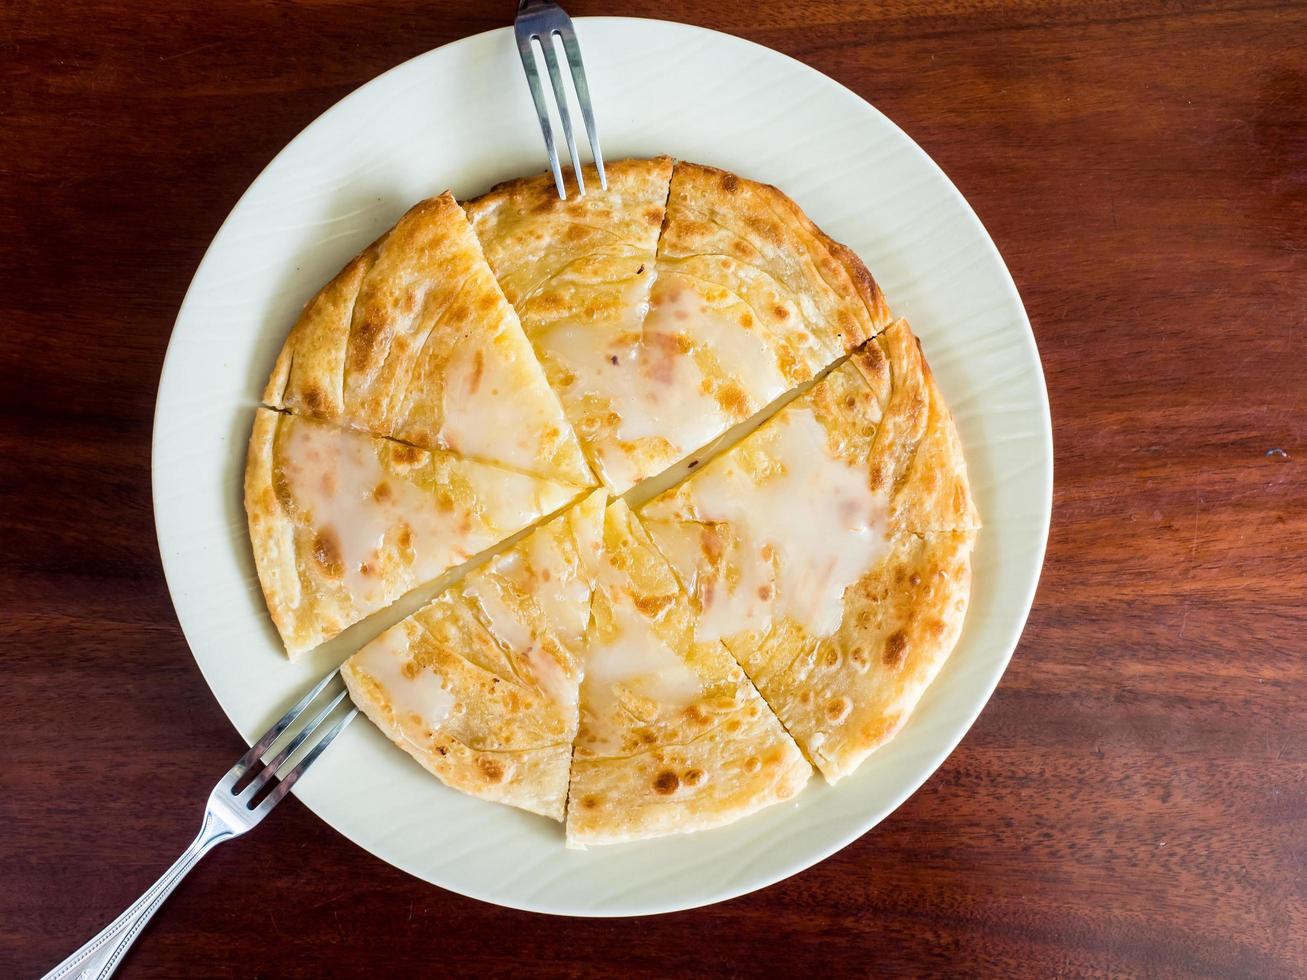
[152,16,1052,917]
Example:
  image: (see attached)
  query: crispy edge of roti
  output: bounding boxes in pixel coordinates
[261,195,447,415]
[261,192,593,487]
[244,407,341,658]
[851,319,980,534]
[462,156,674,291]
[724,529,975,784]
[565,501,810,847]
[661,161,893,354]
[341,615,576,821]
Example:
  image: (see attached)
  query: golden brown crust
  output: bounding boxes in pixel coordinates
[264,193,592,486]
[635,317,976,783]
[640,319,977,538]
[341,494,605,820]
[245,408,316,649]
[244,408,581,659]
[344,646,575,820]
[464,157,674,308]
[850,320,980,533]
[660,162,892,356]
[261,251,372,413]
[466,159,681,492]
[734,530,974,782]
[251,161,981,827]
[565,501,810,846]
[464,158,893,494]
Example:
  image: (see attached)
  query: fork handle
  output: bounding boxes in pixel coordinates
[41,811,232,980]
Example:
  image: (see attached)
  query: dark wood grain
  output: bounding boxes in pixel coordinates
[2,1,1304,976]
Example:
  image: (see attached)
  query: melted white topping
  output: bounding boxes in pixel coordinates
[353,626,454,728]
[523,645,579,709]
[645,519,775,643]
[661,407,888,639]
[536,277,796,491]
[481,503,596,649]
[281,419,566,604]
[460,465,574,529]
[466,578,534,654]
[641,522,706,594]
[465,575,578,708]
[540,319,727,487]
[645,278,788,410]
[440,331,565,477]
[523,532,592,645]
[282,421,451,602]
[582,597,702,714]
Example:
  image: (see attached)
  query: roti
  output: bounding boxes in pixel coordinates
[245,161,982,840]
[341,492,606,820]
[465,159,892,494]
[262,192,592,487]
[638,319,977,780]
[845,320,980,533]
[656,161,891,381]
[566,499,810,846]
[465,158,674,492]
[764,529,975,781]
[245,408,582,659]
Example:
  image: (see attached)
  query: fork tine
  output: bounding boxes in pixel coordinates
[516,31,565,199]
[555,23,605,192]
[251,708,359,818]
[224,667,345,788]
[537,32,586,197]
[238,688,351,802]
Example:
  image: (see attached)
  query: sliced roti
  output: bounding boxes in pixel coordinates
[647,519,974,782]
[753,529,975,782]
[638,319,977,781]
[341,493,605,820]
[244,408,582,659]
[657,161,892,381]
[846,319,980,533]
[262,192,592,487]
[464,158,676,492]
[465,159,892,493]
[567,499,810,847]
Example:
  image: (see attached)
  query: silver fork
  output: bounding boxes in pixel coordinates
[514,0,606,199]
[42,669,358,980]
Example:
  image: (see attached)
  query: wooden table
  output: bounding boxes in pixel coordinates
[3,1,1304,975]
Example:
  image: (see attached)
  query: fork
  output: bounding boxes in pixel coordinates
[514,0,606,199]
[42,669,358,980]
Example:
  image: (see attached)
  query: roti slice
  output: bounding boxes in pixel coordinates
[566,499,810,847]
[656,161,892,382]
[638,319,977,781]
[646,518,974,782]
[464,158,676,492]
[244,408,583,659]
[754,529,975,782]
[465,159,892,494]
[846,319,980,533]
[341,493,605,820]
[262,192,592,487]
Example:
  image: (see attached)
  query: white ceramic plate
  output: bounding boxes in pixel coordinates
[153,18,1050,916]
